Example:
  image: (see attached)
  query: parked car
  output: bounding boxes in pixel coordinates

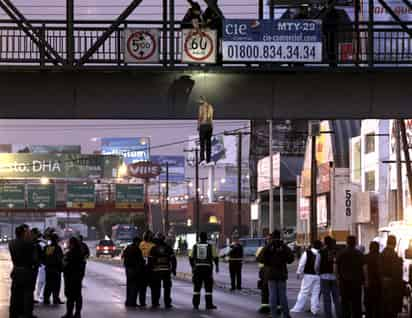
[96,239,117,258]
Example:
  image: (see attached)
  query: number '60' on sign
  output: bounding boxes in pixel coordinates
[182,29,217,64]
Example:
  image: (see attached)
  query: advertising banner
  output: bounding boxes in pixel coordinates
[257,153,280,192]
[0,154,121,179]
[186,135,237,166]
[317,194,328,226]
[27,184,56,209]
[101,138,150,164]
[124,29,160,63]
[67,183,95,209]
[13,145,81,154]
[223,19,322,62]
[182,29,217,64]
[151,156,185,183]
[115,184,144,209]
[0,184,25,209]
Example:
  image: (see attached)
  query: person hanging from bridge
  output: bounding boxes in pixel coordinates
[189,231,219,310]
[149,233,177,309]
[198,96,214,165]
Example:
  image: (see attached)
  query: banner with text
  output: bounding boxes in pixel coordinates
[223,19,322,62]
[0,154,121,179]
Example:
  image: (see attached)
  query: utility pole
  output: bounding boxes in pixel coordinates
[185,148,200,241]
[400,120,412,213]
[395,120,404,220]
[269,120,274,234]
[225,130,250,237]
[309,121,319,243]
[165,162,169,235]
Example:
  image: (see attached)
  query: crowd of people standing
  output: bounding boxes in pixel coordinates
[257,231,405,318]
[8,224,89,318]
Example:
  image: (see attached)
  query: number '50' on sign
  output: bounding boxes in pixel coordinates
[182,29,217,64]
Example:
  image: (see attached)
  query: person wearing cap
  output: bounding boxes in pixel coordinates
[257,230,294,318]
[198,97,214,164]
[149,233,177,309]
[189,232,219,310]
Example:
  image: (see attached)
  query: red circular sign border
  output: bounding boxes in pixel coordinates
[127,31,157,61]
[184,30,214,62]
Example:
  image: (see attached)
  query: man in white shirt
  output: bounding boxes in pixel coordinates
[290,240,322,316]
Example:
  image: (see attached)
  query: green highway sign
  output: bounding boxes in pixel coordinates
[67,183,95,209]
[115,184,144,208]
[27,184,56,209]
[0,154,122,179]
[0,184,25,209]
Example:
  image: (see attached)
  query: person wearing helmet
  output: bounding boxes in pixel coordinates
[189,232,219,310]
[149,233,177,309]
[139,230,156,307]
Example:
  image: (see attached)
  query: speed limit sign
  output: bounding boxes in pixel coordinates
[182,29,217,64]
[124,29,159,63]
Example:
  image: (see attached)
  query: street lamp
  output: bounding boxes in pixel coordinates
[40,177,50,185]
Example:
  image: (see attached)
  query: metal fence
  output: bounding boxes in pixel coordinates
[0,19,412,67]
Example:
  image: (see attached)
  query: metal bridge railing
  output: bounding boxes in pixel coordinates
[0,20,412,68]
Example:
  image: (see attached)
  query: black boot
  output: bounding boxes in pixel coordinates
[193,294,200,310]
[205,295,217,310]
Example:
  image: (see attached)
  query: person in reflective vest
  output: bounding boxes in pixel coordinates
[228,238,243,290]
[149,233,177,309]
[189,232,219,310]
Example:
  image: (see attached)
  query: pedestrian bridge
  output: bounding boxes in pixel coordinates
[0,0,412,119]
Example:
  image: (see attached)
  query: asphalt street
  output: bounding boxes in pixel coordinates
[0,244,315,318]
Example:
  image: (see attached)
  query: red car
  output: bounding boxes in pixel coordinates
[96,239,116,258]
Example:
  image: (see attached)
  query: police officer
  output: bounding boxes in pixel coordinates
[43,233,64,305]
[256,235,271,314]
[122,237,145,308]
[149,233,177,309]
[31,228,44,304]
[228,238,243,291]
[139,230,156,307]
[9,224,38,318]
[189,232,219,310]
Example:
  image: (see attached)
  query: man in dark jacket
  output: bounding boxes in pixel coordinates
[227,238,243,291]
[336,235,364,318]
[257,230,294,318]
[43,233,64,305]
[149,233,177,309]
[9,224,38,318]
[122,237,145,308]
[380,235,403,318]
[363,241,382,318]
[62,237,85,318]
[182,0,203,30]
[318,236,341,318]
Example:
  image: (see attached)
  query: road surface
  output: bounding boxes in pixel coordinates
[0,244,314,318]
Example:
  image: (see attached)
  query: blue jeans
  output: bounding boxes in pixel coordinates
[321,279,342,318]
[268,280,289,318]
